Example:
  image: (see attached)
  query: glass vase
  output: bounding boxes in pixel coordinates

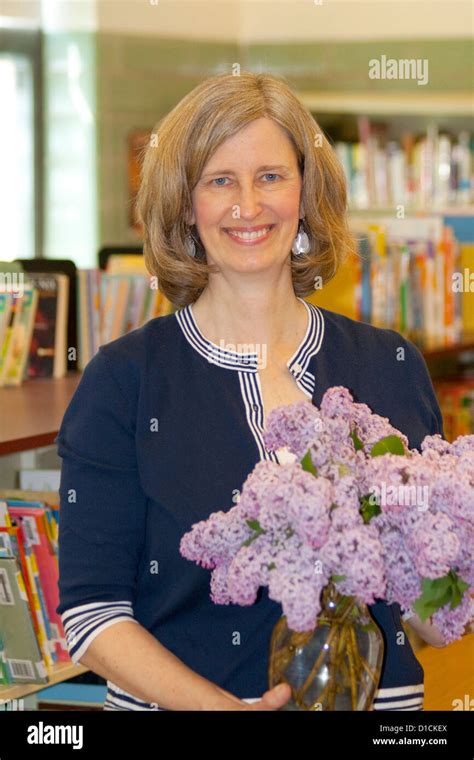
[268,584,384,710]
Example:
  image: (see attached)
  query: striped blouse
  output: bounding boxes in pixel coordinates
[56,298,443,710]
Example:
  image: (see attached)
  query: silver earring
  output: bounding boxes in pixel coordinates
[291,220,310,256]
[185,233,196,258]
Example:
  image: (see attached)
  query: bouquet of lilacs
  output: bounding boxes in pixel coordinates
[180,387,474,645]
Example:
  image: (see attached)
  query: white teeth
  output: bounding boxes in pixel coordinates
[227,226,272,240]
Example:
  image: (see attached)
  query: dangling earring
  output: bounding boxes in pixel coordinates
[184,230,196,258]
[291,220,310,256]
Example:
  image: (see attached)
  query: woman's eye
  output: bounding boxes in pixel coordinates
[212,177,229,186]
[262,173,280,182]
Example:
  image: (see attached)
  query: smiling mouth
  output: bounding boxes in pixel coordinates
[223,224,276,242]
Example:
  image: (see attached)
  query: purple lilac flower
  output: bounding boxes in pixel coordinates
[432,592,474,644]
[264,401,323,458]
[373,516,423,608]
[421,434,451,455]
[320,525,386,604]
[237,460,282,519]
[179,504,250,569]
[179,385,474,641]
[210,564,232,604]
[449,434,474,457]
[406,512,460,579]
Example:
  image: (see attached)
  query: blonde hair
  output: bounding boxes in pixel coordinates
[136,71,356,308]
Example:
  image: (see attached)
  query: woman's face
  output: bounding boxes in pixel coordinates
[189,117,303,275]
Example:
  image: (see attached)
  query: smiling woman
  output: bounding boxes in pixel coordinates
[136,71,356,307]
[56,71,447,713]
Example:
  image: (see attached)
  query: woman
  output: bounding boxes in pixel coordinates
[56,72,446,711]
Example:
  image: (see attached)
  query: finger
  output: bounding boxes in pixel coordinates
[252,683,292,710]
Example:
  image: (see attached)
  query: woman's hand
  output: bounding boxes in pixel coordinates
[405,613,446,648]
[215,682,292,710]
[245,683,292,710]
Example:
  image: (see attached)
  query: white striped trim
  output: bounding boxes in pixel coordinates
[373,697,424,710]
[373,683,424,711]
[103,681,259,711]
[175,298,325,382]
[61,601,137,663]
[375,683,424,698]
[104,681,162,711]
[176,304,258,372]
[287,300,325,394]
[238,372,279,463]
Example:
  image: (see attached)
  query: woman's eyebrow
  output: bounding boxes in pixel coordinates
[201,164,290,178]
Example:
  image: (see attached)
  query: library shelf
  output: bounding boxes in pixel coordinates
[0,662,88,703]
[296,91,474,116]
[348,207,474,217]
[0,372,82,455]
[422,338,474,362]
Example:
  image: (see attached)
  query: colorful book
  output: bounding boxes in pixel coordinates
[26,272,69,379]
[7,502,68,662]
[0,557,48,684]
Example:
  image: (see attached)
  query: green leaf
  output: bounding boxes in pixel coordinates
[330,574,347,583]
[359,495,381,523]
[449,574,469,609]
[242,519,265,547]
[246,519,262,532]
[301,450,317,475]
[413,572,470,621]
[370,435,406,457]
[350,430,364,451]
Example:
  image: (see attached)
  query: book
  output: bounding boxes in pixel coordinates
[0,286,39,387]
[25,272,69,379]
[0,557,48,684]
[7,502,68,662]
[334,121,473,211]
[0,293,13,355]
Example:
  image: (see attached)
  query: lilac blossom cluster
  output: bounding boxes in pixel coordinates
[180,387,473,641]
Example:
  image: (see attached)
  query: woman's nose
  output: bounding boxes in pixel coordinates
[234,184,263,219]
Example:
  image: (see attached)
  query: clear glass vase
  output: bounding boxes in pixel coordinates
[268,584,384,710]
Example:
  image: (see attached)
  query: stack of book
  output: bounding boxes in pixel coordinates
[434,379,474,441]
[0,269,69,386]
[0,255,174,383]
[76,255,174,370]
[355,219,463,349]
[0,494,67,686]
[335,119,473,210]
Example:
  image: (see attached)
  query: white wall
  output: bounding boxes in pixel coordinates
[94,0,472,41]
[2,0,472,39]
[239,0,474,42]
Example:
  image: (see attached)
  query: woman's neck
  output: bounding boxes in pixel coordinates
[191,286,308,362]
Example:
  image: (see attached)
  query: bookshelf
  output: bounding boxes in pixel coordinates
[0,662,88,703]
[423,338,474,363]
[349,208,474,217]
[0,373,82,455]
[297,91,474,117]
[0,371,88,704]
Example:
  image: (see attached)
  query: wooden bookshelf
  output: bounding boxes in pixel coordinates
[423,338,474,362]
[0,662,88,703]
[0,373,82,455]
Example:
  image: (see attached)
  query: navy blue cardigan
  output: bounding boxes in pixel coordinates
[56,298,443,710]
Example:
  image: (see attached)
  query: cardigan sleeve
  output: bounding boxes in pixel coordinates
[55,346,146,662]
[402,336,445,444]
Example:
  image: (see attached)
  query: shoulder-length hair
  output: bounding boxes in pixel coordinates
[136,71,356,308]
